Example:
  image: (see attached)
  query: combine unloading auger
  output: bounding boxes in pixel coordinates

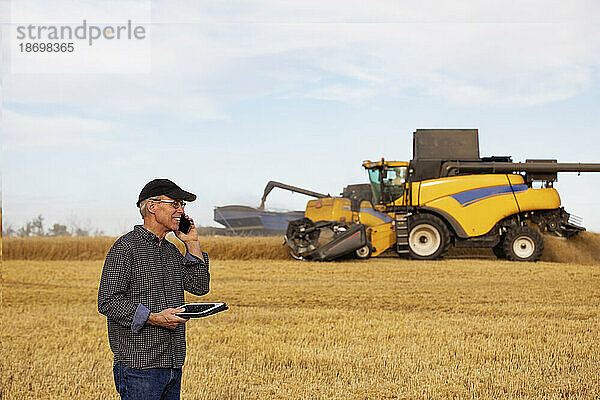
[214,181,329,235]
[259,181,328,210]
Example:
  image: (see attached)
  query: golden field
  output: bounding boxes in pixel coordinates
[2,231,600,265]
[1,235,290,261]
[2,252,599,398]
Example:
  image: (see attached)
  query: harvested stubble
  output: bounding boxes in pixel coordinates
[2,231,599,265]
[2,258,599,399]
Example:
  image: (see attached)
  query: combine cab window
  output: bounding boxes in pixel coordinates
[368,169,382,204]
[368,166,407,204]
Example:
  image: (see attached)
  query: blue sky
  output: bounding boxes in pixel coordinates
[2,0,600,235]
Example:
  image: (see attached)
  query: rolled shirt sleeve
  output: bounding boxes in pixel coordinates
[183,251,204,263]
[131,303,151,333]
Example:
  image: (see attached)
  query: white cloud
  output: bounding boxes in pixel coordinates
[153,0,600,24]
[3,2,600,121]
[2,108,119,150]
[289,84,378,102]
[10,0,151,24]
[3,74,226,121]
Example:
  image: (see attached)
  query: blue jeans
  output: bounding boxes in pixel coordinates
[113,362,182,400]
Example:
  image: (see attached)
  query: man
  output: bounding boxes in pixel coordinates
[98,178,210,400]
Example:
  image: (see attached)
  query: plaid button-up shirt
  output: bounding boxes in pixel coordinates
[98,225,210,369]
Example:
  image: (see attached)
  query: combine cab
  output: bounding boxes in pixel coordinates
[285,129,600,262]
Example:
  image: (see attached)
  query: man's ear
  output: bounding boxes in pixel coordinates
[147,200,156,214]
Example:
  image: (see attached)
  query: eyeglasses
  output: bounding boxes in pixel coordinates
[150,199,186,209]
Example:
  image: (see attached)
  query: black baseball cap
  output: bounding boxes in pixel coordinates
[137,179,197,207]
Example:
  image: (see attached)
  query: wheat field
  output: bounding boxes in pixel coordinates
[3,231,600,265]
[2,252,599,399]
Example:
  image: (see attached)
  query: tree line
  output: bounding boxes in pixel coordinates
[2,215,104,237]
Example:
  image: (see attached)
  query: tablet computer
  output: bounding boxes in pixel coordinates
[176,302,228,318]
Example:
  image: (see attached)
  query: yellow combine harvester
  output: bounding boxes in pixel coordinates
[285,129,600,262]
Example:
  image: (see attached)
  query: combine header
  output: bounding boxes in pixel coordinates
[285,129,600,262]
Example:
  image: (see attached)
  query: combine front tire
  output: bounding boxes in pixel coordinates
[503,226,543,262]
[408,214,450,260]
[354,245,372,260]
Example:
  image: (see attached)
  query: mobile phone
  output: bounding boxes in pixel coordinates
[178,215,192,234]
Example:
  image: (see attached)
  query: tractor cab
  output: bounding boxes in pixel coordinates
[362,160,409,205]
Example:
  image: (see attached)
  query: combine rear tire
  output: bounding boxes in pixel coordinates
[408,214,450,260]
[503,226,543,262]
